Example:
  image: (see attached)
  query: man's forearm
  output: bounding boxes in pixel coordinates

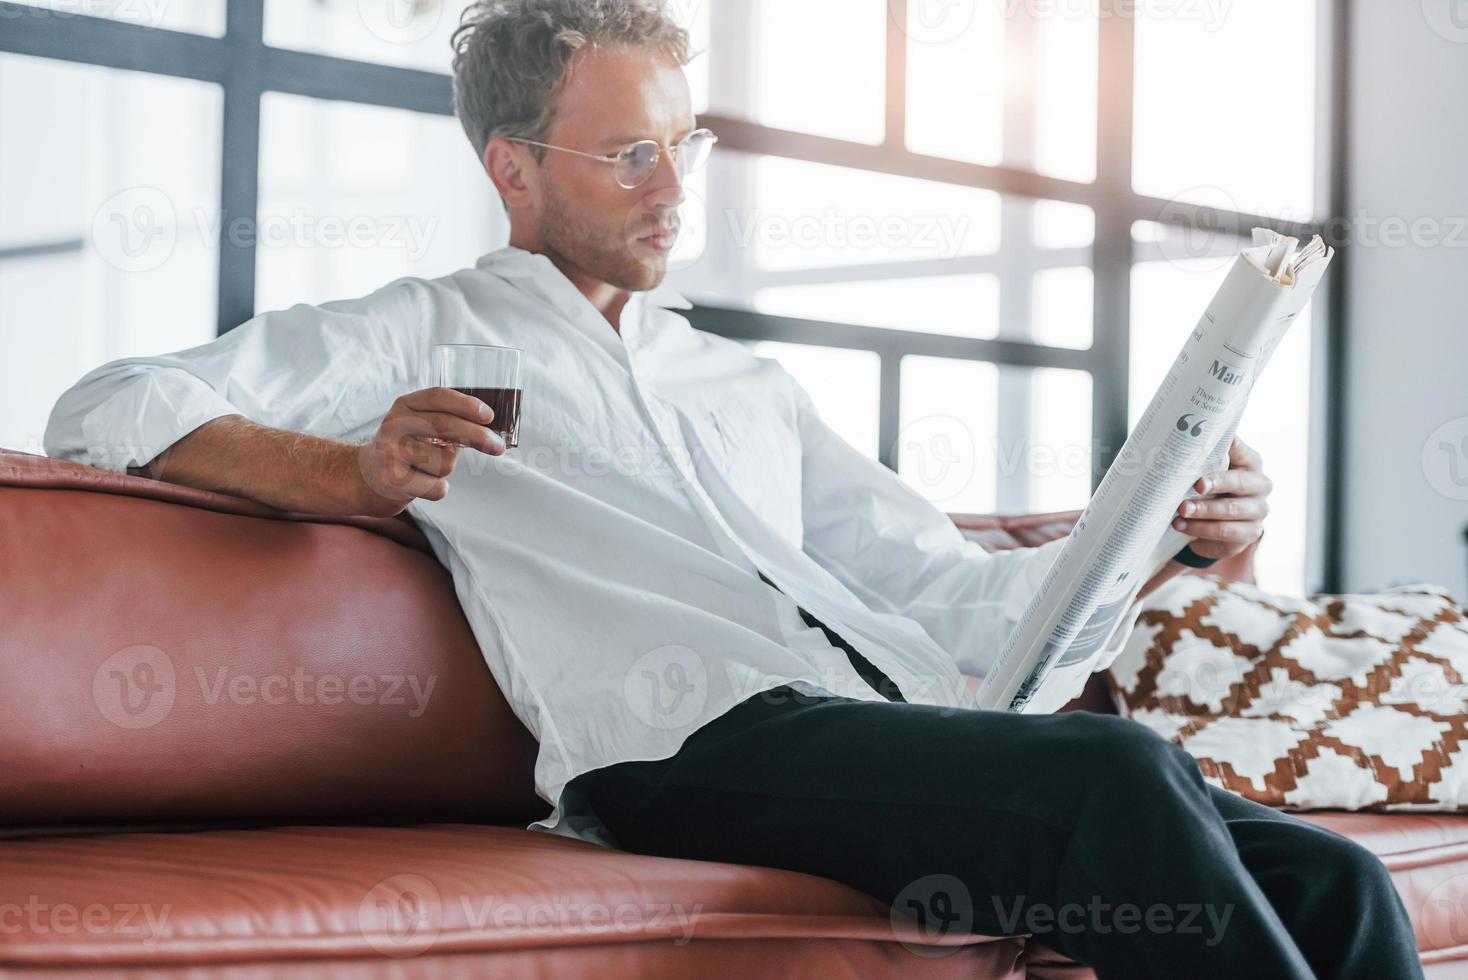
[140,415,369,516]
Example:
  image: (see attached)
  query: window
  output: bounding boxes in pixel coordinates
[255,93,506,313]
[672,0,1335,593]
[0,1,1340,592]
[0,53,221,454]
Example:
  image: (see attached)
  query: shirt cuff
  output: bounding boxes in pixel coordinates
[78,372,242,473]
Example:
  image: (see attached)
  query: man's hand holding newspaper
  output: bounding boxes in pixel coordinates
[976,228,1335,714]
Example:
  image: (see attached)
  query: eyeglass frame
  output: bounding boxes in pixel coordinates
[501,128,718,189]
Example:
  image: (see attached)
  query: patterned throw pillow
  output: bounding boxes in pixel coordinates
[1106,574,1468,811]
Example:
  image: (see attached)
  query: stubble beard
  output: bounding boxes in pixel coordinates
[539,186,667,294]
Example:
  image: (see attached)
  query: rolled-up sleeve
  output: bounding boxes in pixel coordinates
[790,378,1069,678]
[45,279,432,473]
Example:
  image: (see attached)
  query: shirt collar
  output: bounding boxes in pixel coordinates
[475,246,690,361]
[475,246,691,311]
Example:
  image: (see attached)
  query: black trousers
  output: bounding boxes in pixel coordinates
[573,684,1424,979]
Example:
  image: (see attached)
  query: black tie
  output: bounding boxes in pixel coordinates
[757,571,906,703]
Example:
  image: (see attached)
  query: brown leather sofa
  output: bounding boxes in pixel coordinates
[4,446,1467,978]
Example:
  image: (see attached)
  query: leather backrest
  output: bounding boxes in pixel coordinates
[1,450,1255,832]
[0,450,544,833]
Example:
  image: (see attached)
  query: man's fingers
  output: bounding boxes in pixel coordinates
[366,453,450,503]
[392,411,503,454]
[1227,436,1262,470]
[1178,495,1269,521]
[397,386,495,424]
[1172,517,1264,545]
[1196,467,1272,498]
[400,437,461,478]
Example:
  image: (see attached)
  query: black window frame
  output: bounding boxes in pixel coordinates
[0,0,1351,589]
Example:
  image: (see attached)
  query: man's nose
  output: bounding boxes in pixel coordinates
[641,147,686,206]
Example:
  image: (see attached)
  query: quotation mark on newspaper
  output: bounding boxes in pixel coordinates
[1177,415,1208,438]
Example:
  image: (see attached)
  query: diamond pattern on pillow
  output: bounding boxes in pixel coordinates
[1107,576,1468,811]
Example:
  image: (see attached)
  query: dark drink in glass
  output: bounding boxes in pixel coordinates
[453,386,521,448]
[431,344,524,451]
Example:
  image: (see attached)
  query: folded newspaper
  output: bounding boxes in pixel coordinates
[975,229,1335,714]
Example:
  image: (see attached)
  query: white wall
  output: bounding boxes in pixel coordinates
[1343,4,1468,600]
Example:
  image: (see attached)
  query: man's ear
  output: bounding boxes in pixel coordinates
[485,138,535,208]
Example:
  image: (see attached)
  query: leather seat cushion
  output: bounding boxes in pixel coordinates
[0,824,1025,977]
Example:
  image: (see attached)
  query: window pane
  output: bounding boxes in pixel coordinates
[264,0,472,72]
[904,0,1004,165]
[0,54,220,455]
[6,1,225,34]
[255,93,507,314]
[1031,267,1093,349]
[672,0,711,114]
[897,357,1094,517]
[1133,2,1318,219]
[744,156,1001,271]
[748,341,880,458]
[754,275,999,339]
[707,0,886,144]
[1025,366,1093,513]
[1131,253,1316,595]
[898,356,999,513]
[1033,9,1097,182]
[1032,199,1095,250]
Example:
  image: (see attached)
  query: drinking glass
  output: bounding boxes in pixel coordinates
[431,343,523,449]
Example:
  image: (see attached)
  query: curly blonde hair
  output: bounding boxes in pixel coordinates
[451,0,693,161]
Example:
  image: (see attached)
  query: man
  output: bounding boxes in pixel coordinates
[45,1,1419,977]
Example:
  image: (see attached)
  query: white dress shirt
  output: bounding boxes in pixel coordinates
[45,246,1078,846]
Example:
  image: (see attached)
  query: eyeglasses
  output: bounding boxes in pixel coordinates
[505,128,718,190]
